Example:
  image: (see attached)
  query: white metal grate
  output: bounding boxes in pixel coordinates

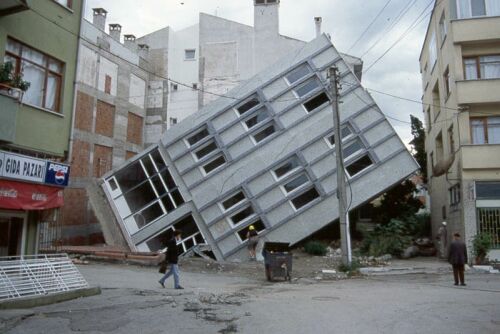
[0,254,89,300]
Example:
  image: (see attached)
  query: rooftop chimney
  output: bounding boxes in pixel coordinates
[109,24,122,42]
[138,44,150,59]
[124,34,137,52]
[314,17,322,38]
[92,8,107,31]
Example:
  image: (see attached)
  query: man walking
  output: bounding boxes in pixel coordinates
[448,232,467,286]
[159,229,184,289]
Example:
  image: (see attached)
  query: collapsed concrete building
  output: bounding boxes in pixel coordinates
[100,34,419,261]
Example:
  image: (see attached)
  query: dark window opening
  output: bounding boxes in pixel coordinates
[203,155,226,174]
[171,189,185,207]
[476,182,500,199]
[327,127,353,146]
[274,157,300,178]
[161,195,175,213]
[253,124,275,143]
[283,174,308,193]
[141,156,156,177]
[134,202,164,229]
[245,108,269,129]
[291,187,320,210]
[222,191,246,211]
[114,160,147,193]
[161,169,177,190]
[151,149,167,172]
[109,178,118,191]
[346,154,373,177]
[151,175,167,196]
[304,92,330,112]
[237,219,265,241]
[237,96,260,115]
[123,181,157,212]
[230,206,255,225]
[187,128,209,146]
[195,141,218,160]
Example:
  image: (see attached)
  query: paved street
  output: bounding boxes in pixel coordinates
[1,261,499,334]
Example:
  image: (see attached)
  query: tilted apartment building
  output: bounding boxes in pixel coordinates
[101,34,418,261]
[419,0,500,260]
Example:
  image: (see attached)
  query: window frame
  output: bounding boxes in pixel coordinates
[250,121,276,144]
[184,49,196,60]
[280,172,310,196]
[227,204,256,228]
[219,190,247,213]
[289,186,321,211]
[345,153,374,178]
[192,139,218,161]
[201,154,226,175]
[470,116,500,144]
[463,54,500,80]
[185,127,210,147]
[284,63,312,86]
[5,38,64,113]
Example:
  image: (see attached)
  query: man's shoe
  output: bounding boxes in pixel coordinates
[159,281,165,288]
[460,283,466,286]
[175,286,184,290]
[454,283,459,286]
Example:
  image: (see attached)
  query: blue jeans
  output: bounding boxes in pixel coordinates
[159,264,180,288]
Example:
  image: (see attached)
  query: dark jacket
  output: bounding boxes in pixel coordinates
[165,237,179,264]
[448,239,468,265]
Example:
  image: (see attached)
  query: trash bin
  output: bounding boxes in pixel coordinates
[262,242,292,282]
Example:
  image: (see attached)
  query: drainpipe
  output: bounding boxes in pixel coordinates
[68,0,86,164]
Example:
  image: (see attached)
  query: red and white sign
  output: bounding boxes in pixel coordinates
[0,180,64,210]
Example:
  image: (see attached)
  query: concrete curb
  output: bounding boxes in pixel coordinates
[0,286,101,309]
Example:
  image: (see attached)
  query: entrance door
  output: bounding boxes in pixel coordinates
[0,214,26,256]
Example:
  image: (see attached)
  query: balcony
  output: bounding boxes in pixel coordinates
[0,0,30,17]
[451,16,500,44]
[0,85,21,143]
[456,79,500,105]
[462,144,500,170]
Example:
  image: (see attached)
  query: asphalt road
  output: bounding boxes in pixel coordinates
[1,262,499,334]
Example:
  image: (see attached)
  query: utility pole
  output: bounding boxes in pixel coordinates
[329,66,352,266]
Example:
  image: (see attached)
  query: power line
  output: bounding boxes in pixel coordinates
[346,0,393,54]
[363,0,435,73]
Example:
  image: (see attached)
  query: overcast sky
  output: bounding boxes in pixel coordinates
[84,0,433,144]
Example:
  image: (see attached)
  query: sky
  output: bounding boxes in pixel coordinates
[84,0,433,144]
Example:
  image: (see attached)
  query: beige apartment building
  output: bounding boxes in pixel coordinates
[419,0,500,261]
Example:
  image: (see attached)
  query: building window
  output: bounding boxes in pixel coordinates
[169,117,178,126]
[252,123,276,143]
[244,108,270,130]
[477,208,500,249]
[345,154,374,178]
[326,126,353,147]
[192,83,198,90]
[282,173,309,194]
[273,156,301,179]
[448,125,455,154]
[471,117,500,144]
[194,140,218,160]
[170,83,178,91]
[236,95,260,115]
[342,139,364,159]
[4,38,64,112]
[443,67,451,97]
[221,191,246,212]
[290,187,320,210]
[463,55,500,80]
[185,49,196,60]
[229,205,255,226]
[54,0,72,9]
[476,181,500,199]
[449,183,461,206]
[428,32,437,70]
[303,92,330,112]
[285,63,311,85]
[186,127,210,147]
[425,107,432,132]
[293,78,320,98]
[202,155,226,174]
[456,0,500,19]
[439,13,447,44]
[237,219,265,241]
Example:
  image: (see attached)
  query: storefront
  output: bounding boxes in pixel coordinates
[0,151,69,256]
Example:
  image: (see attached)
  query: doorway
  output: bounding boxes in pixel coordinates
[0,212,27,257]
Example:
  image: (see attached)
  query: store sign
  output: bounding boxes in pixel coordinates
[0,151,70,187]
[0,179,64,210]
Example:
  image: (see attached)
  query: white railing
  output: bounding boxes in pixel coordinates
[0,254,89,301]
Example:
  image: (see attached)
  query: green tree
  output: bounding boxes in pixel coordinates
[372,180,423,225]
[409,115,427,180]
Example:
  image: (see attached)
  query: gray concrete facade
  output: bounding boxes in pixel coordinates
[101,34,418,261]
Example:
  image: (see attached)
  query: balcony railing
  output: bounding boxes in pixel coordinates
[0,254,89,301]
[0,84,22,143]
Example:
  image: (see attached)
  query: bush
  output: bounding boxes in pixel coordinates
[361,219,412,257]
[472,233,493,261]
[338,259,361,276]
[304,241,327,256]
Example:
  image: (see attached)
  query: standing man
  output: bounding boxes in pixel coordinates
[448,232,468,286]
[159,229,184,289]
[437,221,448,259]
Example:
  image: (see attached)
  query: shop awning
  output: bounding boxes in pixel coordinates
[0,180,64,210]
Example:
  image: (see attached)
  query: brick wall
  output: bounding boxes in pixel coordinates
[75,91,94,132]
[127,112,143,145]
[62,188,87,227]
[71,140,91,177]
[95,100,115,138]
[93,144,113,177]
